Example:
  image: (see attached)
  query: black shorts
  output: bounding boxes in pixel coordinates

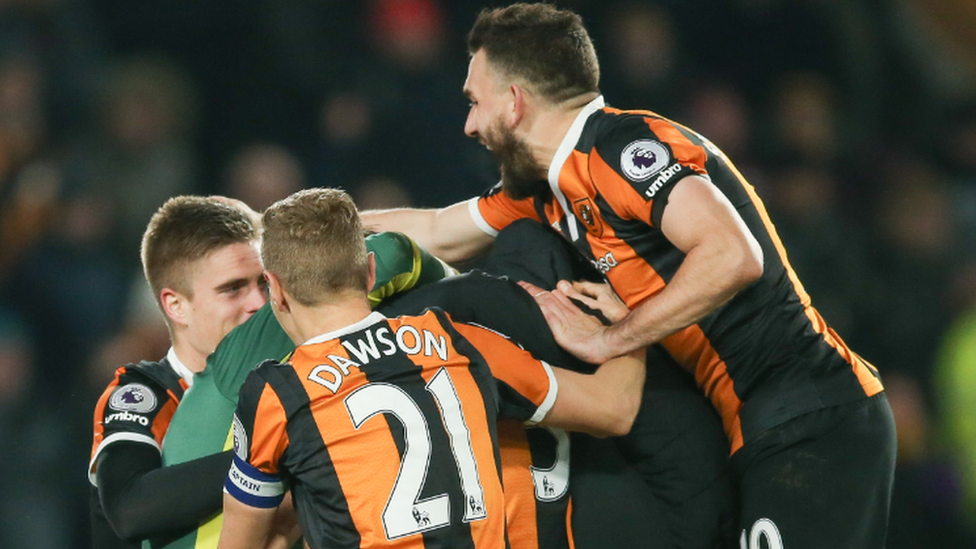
[731,393,896,549]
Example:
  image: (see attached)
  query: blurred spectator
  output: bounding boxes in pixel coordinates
[353,176,414,211]
[369,0,446,74]
[936,303,976,543]
[0,54,46,183]
[224,142,305,212]
[860,157,956,393]
[679,82,753,162]
[85,274,170,393]
[599,2,685,115]
[762,165,872,339]
[60,54,200,263]
[885,372,970,548]
[0,308,75,549]
[763,72,841,166]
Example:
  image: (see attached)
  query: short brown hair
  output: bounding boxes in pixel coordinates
[141,196,259,309]
[261,188,369,306]
[467,3,600,104]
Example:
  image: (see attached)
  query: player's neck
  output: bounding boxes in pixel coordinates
[170,337,207,374]
[288,294,374,346]
[523,92,600,171]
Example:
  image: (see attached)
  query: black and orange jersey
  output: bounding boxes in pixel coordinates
[89,353,189,485]
[497,422,573,549]
[473,95,883,454]
[226,309,557,549]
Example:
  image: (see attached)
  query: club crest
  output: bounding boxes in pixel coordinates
[573,197,604,237]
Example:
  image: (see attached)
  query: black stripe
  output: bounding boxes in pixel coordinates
[592,191,685,284]
[260,363,362,549]
[526,428,571,549]
[341,314,477,549]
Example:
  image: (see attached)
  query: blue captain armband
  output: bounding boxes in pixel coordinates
[224,453,286,508]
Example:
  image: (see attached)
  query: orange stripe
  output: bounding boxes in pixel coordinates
[662,326,744,454]
[497,421,539,549]
[150,397,178,443]
[726,161,883,396]
[566,497,576,549]
[91,372,123,460]
[249,386,290,474]
[566,149,669,308]
[643,117,709,175]
[456,323,552,409]
[478,188,542,231]
[288,314,511,548]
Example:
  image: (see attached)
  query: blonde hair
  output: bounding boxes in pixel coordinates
[261,188,368,306]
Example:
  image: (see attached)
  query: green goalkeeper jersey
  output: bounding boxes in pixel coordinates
[156,232,452,549]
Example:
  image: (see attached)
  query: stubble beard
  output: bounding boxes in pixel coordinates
[484,118,549,201]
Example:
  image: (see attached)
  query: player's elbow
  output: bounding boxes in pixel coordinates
[732,235,763,288]
[590,393,641,438]
[107,511,150,542]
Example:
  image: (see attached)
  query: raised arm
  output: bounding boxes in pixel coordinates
[360,199,495,263]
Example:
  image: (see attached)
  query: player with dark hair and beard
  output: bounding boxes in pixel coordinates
[362,3,895,549]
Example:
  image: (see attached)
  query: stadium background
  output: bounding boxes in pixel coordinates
[0,0,974,546]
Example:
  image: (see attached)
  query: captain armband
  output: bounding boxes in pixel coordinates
[223,453,285,508]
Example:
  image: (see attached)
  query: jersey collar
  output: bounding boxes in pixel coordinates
[302,311,387,347]
[166,347,195,387]
[547,95,605,242]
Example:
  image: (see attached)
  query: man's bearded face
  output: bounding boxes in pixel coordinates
[482,116,549,200]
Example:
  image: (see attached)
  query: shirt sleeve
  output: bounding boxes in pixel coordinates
[89,366,180,486]
[453,323,558,425]
[590,113,709,228]
[366,231,455,308]
[224,363,290,509]
[473,182,544,236]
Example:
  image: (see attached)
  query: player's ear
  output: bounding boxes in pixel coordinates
[160,288,188,327]
[510,83,526,127]
[366,252,376,291]
[265,272,290,313]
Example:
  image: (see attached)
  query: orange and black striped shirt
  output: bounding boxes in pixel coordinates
[226,309,557,549]
[472,95,883,455]
[89,353,189,485]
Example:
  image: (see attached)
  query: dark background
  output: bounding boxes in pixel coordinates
[1,0,975,546]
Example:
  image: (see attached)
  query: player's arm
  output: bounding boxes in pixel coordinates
[458,321,644,438]
[542,349,646,438]
[95,445,232,542]
[537,175,763,363]
[217,494,277,549]
[220,364,291,549]
[360,199,494,263]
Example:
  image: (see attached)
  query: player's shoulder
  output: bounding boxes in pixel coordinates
[104,358,184,403]
[238,358,288,398]
[584,107,703,202]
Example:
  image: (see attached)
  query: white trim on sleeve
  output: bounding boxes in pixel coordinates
[527,361,559,425]
[467,196,499,237]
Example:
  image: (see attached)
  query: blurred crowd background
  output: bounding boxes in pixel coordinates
[0,0,975,546]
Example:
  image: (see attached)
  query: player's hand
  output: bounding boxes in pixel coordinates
[555,280,630,323]
[518,280,617,364]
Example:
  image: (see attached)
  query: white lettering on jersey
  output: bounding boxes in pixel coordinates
[104,410,150,427]
[643,163,684,199]
[590,251,618,274]
[308,325,449,394]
